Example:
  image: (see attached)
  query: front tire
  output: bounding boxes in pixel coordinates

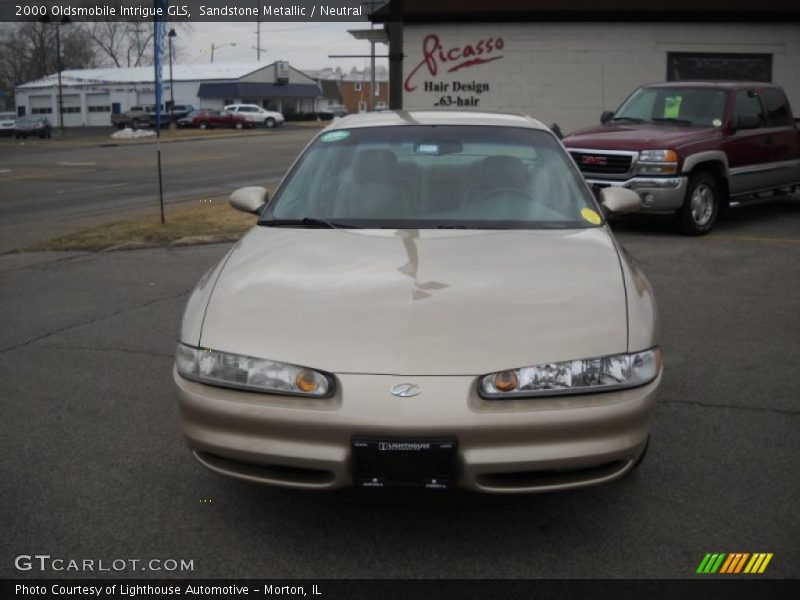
[234,121,244,130]
[265,117,276,128]
[678,171,719,236]
[199,122,209,130]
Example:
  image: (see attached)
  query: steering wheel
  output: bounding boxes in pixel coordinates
[479,188,532,203]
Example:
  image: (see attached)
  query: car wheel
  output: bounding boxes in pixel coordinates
[678,171,719,236]
[199,122,208,130]
[235,121,244,130]
[132,118,141,130]
[265,117,276,128]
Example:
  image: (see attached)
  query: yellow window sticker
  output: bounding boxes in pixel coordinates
[581,208,602,225]
[664,96,683,119]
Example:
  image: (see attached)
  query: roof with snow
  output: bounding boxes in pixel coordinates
[16,62,274,89]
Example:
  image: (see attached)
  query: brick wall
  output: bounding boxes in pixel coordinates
[341,80,389,114]
[402,23,800,134]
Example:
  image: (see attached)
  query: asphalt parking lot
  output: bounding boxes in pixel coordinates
[1,197,798,579]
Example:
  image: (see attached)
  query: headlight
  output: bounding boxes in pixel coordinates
[480,348,661,398]
[176,344,334,397]
[637,149,678,175]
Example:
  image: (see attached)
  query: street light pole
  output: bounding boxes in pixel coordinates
[209,42,236,63]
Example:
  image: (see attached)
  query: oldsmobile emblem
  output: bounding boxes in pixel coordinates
[390,383,421,397]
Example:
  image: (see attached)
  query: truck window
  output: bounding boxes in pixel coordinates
[761,89,791,126]
[733,90,766,127]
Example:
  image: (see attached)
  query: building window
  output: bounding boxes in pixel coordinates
[60,106,81,113]
[354,82,361,92]
[31,107,53,114]
[88,105,111,113]
[358,101,367,113]
[374,81,379,95]
[223,99,234,106]
[667,53,772,83]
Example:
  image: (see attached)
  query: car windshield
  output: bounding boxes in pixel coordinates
[613,87,728,126]
[262,125,599,229]
[18,116,40,124]
[0,112,16,119]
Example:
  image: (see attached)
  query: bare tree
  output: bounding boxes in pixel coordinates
[0,22,97,90]
[79,21,190,68]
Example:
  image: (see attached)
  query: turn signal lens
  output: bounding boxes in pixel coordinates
[295,369,319,393]
[493,370,519,392]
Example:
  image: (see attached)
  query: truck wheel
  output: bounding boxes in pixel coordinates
[265,117,276,128]
[678,171,719,236]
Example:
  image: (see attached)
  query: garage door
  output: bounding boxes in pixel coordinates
[30,95,53,116]
[86,93,111,126]
[61,94,82,127]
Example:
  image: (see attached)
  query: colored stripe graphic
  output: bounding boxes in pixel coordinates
[697,553,726,573]
[698,552,773,574]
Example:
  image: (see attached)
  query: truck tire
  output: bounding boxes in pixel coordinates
[678,171,719,236]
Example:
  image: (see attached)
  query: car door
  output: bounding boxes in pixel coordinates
[723,89,773,195]
[759,87,800,187]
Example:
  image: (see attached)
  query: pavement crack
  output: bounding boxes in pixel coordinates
[0,289,190,354]
[659,398,799,416]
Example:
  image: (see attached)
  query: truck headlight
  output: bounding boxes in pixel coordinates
[480,348,661,398]
[638,150,678,175]
[176,344,334,397]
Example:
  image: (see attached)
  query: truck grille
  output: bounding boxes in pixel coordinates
[569,151,633,176]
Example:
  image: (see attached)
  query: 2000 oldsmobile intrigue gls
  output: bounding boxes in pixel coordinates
[174,111,662,493]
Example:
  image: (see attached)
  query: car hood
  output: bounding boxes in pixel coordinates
[198,227,628,376]
[564,124,720,151]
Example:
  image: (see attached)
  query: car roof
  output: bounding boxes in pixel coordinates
[644,81,783,90]
[323,110,549,131]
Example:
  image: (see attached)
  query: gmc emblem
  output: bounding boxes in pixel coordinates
[581,155,608,166]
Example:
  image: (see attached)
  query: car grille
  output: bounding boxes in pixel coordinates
[569,151,633,176]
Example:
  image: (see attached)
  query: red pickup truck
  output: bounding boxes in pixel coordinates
[562,82,800,234]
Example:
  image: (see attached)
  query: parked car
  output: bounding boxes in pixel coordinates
[224,104,285,128]
[111,105,191,129]
[14,116,52,139]
[174,111,661,493]
[166,104,195,120]
[563,81,800,235]
[177,109,254,130]
[0,111,17,136]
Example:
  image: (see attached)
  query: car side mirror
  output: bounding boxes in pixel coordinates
[599,187,641,215]
[732,113,761,131]
[230,186,268,215]
[600,110,615,124]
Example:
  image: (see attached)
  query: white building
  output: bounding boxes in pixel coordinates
[373,3,800,134]
[14,61,322,127]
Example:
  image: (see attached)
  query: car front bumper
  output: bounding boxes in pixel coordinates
[587,176,687,212]
[174,367,660,493]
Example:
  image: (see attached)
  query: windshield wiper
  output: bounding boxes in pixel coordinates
[610,116,645,123]
[651,117,693,126]
[261,218,359,229]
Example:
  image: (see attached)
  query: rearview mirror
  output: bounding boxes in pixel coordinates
[733,113,761,131]
[599,187,641,215]
[600,110,615,124]
[230,186,268,214]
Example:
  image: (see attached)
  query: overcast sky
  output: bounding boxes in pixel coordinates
[173,22,388,72]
